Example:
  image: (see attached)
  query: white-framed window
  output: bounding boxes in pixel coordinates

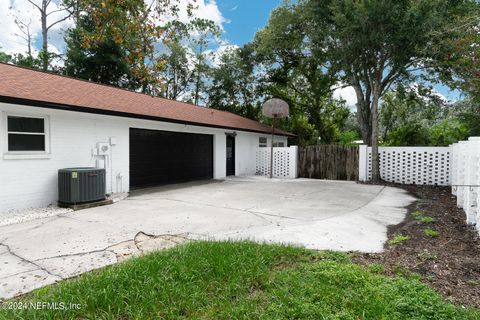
[3,113,50,159]
[259,137,267,148]
[273,142,285,147]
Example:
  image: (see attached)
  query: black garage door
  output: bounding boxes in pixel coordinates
[129,128,214,188]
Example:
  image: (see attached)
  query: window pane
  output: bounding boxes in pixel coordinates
[8,134,45,151]
[8,116,44,133]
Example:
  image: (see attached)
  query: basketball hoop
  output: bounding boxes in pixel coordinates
[262,98,290,179]
[263,98,289,119]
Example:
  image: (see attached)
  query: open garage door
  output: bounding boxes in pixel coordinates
[130,128,214,188]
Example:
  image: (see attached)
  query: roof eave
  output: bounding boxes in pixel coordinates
[0,95,296,137]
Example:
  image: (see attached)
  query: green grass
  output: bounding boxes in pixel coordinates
[388,233,410,245]
[412,210,435,224]
[417,250,437,261]
[424,229,440,237]
[419,216,435,223]
[0,241,477,319]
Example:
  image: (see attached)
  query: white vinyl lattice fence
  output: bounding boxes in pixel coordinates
[359,146,452,186]
[451,137,480,233]
[255,146,298,178]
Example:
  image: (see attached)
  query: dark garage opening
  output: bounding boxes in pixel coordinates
[129,128,214,188]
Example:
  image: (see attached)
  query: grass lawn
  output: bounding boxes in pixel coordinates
[0,241,478,319]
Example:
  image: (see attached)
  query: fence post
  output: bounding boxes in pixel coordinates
[477,143,480,232]
[289,146,299,178]
[465,137,480,224]
[457,141,468,209]
[475,140,480,233]
[451,143,458,195]
[358,144,368,182]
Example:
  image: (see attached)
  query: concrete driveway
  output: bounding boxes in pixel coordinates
[0,177,415,299]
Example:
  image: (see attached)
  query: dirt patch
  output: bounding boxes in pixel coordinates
[353,185,480,308]
[109,232,190,262]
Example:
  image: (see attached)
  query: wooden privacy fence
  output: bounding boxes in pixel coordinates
[298,145,359,181]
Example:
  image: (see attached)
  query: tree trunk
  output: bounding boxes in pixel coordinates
[371,87,381,183]
[356,102,372,145]
[41,1,48,71]
[351,81,372,145]
[194,42,204,105]
[27,32,32,58]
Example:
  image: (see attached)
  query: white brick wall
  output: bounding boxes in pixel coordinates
[0,102,287,212]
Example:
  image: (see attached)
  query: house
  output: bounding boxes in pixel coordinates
[0,63,292,212]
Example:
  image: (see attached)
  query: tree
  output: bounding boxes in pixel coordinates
[429,119,469,146]
[336,112,361,145]
[434,11,480,102]
[73,0,183,93]
[450,99,480,138]
[66,0,215,97]
[64,13,137,88]
[0,48,41,68]
[380,85,448,143]
[11,54,42,69]
[26,0,74,70]
[379,86,471,146]
[187,19,220,105]
[158,40,193,100]
[13,17,34,60]
[0,51,12,63]
[206,45,261,120]
[157,18,220,103]
[302,0,476,181]
[337,130,361,146]
[254,3,349,144]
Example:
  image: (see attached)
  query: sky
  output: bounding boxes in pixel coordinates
[0,0,461,105]
[216,0,281,45]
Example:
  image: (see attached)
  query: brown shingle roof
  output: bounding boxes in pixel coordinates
[0,63,293,136]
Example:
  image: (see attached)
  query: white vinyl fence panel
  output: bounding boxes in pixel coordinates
[255,146,298,178]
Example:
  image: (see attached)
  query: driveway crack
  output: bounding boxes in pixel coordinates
[0,269,39,281]
[32,247,113,262]
[57,214,100,223]
[0,243,63,280]
[156,197,307,222]
[31,232,191,263]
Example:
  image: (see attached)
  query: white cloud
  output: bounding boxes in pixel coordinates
[207,43,239,67]
[157,0,227,30]
[0,0,38,53]
[333,85,357,109]
[0,0,73,56]
[192,0,227,28]
[409,82,449,103]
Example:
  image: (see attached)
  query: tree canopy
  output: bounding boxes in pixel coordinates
[3,0,479,156]
[252,3,350,144]
[269,0,478,180]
